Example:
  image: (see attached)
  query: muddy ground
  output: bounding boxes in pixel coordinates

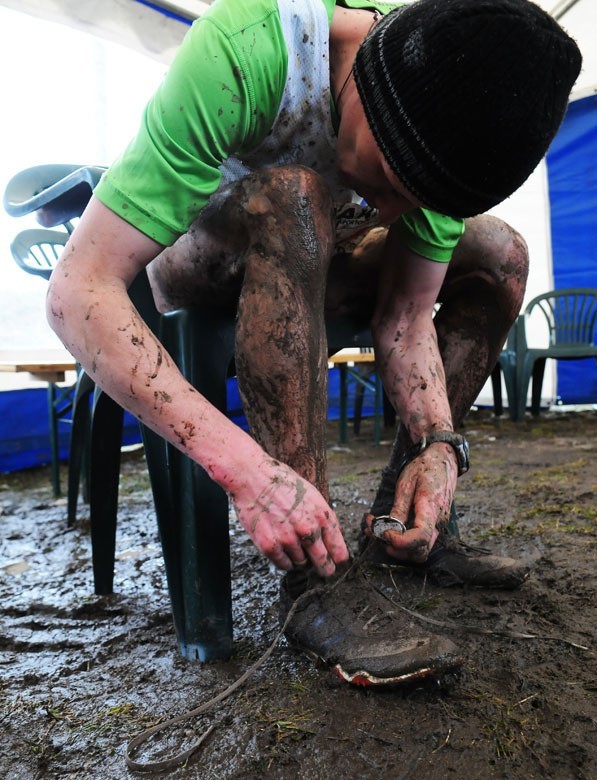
[0,409,595,779]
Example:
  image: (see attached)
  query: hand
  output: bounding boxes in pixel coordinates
[231,456,349,577]
[365,443,458,563]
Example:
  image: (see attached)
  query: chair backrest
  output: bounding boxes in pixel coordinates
[3,164,106,231]
[10,228,69,281]
[524,288,597,349]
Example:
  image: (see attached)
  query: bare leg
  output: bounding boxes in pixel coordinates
[369,214,529,517]
[148,165,335,498]
[234,168,335,498]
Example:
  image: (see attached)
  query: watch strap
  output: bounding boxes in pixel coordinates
[395,431,470,477]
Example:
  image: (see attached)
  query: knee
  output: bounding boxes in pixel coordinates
[251,164,332,210]
[241,166,335,285]
[458,214,529,312]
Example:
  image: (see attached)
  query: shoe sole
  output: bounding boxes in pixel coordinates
[333,656,464,687]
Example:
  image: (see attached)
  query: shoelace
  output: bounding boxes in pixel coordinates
[125,562,356,773]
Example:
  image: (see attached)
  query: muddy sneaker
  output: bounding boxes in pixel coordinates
[279,563,463,687]
[359,527,539,590]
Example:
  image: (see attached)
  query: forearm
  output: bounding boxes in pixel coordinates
[374,310,453,443]
[44,196,348,575]
[369,309,458,559]
[47,267,262,495]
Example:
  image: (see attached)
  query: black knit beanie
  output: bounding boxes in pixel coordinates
[353,0,582,218]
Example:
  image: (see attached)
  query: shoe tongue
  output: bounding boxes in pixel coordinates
[282,567,313,599]
[283,559,355,599]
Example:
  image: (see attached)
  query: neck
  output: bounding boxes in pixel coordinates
[329,8,380,112]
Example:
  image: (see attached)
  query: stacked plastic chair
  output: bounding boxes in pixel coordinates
[5,168,105,507]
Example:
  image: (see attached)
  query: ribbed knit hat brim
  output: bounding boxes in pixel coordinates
[354,0,582,217]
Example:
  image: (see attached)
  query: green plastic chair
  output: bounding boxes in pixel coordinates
[4,164,105,233]
[10,228,68,280]
[514,288,597,420]
[5,164,238,661]
[5,167,108,512]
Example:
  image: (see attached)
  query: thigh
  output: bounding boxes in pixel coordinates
[148,164,336,314]
[439,214,529,305]
[147,182,252,313]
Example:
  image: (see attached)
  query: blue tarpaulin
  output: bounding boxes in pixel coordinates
[0,368,378,473]
[0,387,142,473]
[546,93,597,405]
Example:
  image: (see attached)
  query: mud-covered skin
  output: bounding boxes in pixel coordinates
[148,165,529,566]
[46,178,348,578]
[364,216,529,561]
[150,167,335,496]
[49,158,527,571]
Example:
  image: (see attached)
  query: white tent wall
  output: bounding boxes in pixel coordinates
[548,0,596,98]
[0,0,205,63]
[476,163,556,407]
[0,1,592,80]
[0,0,594,408]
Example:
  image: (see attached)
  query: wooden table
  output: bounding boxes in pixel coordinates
[328,350,382,444]
[0,349,77,383]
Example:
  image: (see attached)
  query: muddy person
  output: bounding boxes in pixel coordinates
[47,0,580,685]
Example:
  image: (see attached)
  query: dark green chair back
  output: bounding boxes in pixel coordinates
[514,288,597,419]
[10,228,68,280]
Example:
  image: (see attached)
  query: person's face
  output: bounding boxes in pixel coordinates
[336,81,423,223]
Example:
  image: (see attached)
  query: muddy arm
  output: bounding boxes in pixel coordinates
[369,227,458,561]
[46,197,348,575]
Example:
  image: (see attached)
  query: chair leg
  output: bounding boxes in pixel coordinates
[502,359,518,422]
[89,389,123,595]
[144,430,233,661]
[67,371,94,526]
[491,363,503,416]
[353,379,365,435]
[515,357,533,422]
[47,383,61,497]
[145,307,234,661]
[531,358,547,416]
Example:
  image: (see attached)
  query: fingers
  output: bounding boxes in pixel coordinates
[303,537,336,577]
[321,515,350,565]
[368,455,453,563]
[266,546,309,573]
[255,511,348,578]
[263,532,341,577]
[236,461,350,577]
[290,511,348,577]
[382,524,438,563]
[296,522,348,577]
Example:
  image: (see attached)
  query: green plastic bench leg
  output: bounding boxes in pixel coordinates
[373,372,383,445]
[338,364,348,445]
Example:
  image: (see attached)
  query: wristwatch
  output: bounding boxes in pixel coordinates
[397,431,470,477]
